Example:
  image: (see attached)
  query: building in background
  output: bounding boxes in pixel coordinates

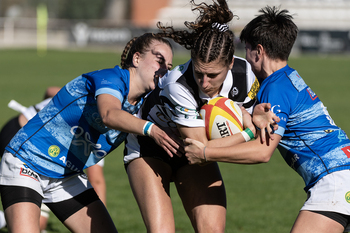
[0,0,349,54]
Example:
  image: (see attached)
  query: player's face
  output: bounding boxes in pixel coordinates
[137,41,173,92]
[192,58,233,98]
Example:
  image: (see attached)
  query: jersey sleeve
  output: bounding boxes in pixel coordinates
[160,83,204,128]
[85,67,129,104]
[258,81,293,137]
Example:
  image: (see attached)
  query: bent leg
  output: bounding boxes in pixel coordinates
[86,163,107,205]
[63,200,117,233]
[127,157,175,233]
[291,210,344,233]
[174,162,226,233]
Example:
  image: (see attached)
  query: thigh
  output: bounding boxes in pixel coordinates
[46,188,100,223]
[63,199,117,233]
[291,210,344,233]
[127,157,175,233]
[0,185,43,233]
[174,162,226,233]
[4,202,41,233]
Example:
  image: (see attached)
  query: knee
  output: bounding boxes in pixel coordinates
[195,218,225,233]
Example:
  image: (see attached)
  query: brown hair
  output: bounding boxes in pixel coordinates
[120,33,173,70]
[157,0,236,65]
[240,6,298,61]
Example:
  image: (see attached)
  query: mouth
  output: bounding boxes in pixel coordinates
[201,84,211,92]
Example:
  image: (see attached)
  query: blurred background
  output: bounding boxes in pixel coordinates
[0,0,350,54]
[0,1,350,232]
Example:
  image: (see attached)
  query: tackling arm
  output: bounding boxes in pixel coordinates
[184,132,281,164]
[97,94,182,157]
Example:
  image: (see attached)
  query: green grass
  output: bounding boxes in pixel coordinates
[0,49,349,232]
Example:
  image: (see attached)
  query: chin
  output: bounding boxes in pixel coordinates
[148,84,156,92]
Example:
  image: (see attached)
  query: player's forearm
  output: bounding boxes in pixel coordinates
[207,132,246,148]
[102,109,147,135]
[205,139,273,164]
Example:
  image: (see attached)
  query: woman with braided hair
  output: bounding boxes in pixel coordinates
[124,1,279,232]
[0,33,181,233]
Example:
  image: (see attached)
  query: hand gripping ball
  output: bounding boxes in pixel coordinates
[200,97,243,140]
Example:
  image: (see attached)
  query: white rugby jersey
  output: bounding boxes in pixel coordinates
[124,56,259,164]
[141,56,258,129]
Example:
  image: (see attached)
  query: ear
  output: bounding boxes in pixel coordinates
[256,44,264,56]
[132,52,141,68]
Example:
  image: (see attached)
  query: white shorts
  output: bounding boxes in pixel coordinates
[301,170,350,230]
[96,157,105,167]
[302,170,350,214]
[0,152,93,203]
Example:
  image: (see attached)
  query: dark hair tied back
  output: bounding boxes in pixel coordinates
[120,33,172,70]
[157,0,236,65]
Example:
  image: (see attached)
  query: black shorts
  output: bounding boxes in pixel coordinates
[0,116,21,156]
[124,135,188,172]
[0,185,99,222]
[312,210,350,229]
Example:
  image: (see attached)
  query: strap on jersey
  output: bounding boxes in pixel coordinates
[229,58,248,102]
[230,58,257,109]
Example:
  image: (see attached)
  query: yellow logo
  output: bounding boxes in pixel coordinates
[345,191,350,203]
[48,145,60,157]
[247,77,260,100]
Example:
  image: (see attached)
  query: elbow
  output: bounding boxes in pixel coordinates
[101,117,109,127]
[101,115,113,129]
[258,151,272,163]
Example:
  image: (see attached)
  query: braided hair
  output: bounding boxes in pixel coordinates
[120,33,173,70]
[157,0,236,65]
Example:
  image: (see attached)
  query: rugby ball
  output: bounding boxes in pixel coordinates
[200,97,243,140]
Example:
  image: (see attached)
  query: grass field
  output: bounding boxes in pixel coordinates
[0,49,349,232]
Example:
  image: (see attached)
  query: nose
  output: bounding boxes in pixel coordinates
[201,75,210,88]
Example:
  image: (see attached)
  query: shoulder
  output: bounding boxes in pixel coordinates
[83,66,129,83]
[285,68,308,92]
[231,56,256,82]
[160,60,200,108]
[160,60,198,98]
[232,56,248,68]
[159,60,192,88]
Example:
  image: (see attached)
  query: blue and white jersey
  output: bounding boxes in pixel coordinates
[258,65,350,191]
[6,66,143,178]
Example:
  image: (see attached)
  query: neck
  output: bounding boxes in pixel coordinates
[127,68,143,105]
[261,59,287,79]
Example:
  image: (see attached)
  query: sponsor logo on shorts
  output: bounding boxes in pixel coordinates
[345,191,350,203]
[20,165,39,181]
[48,145,60,157]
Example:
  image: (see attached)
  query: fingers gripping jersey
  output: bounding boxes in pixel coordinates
[124,56,259,164]
[258,65,350,191]
[6,66,143,178]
